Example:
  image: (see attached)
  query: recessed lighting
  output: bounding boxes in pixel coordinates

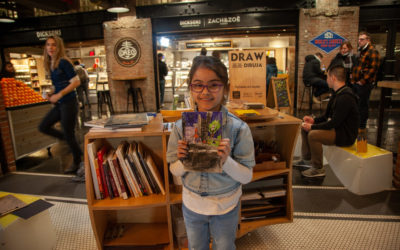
[107,6,130,13]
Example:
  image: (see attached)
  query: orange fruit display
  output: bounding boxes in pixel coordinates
[0,78,47,108]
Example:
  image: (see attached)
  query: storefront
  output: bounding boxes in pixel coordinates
[146,10,299,108]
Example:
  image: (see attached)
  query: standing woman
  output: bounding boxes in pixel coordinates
[266,57,278,95]
[39,36,82,174]
[329,41,356,86]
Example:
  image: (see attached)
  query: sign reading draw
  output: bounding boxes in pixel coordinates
[114,37,141,67]
[309,30,346,53]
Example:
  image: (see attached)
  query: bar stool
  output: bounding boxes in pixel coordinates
[126,86,145,113]
[299,83,322,113]
[97,83,114,117]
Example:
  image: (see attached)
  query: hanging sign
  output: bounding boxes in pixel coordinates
[185,40,232,49]
[309,30,346,53]
[114,37,141,67]
[228,50,267,105]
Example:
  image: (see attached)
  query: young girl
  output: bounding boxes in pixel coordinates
[38,36,82,175]
[166,56,255,250]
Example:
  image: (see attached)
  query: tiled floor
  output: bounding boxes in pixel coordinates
[2,87,400,249]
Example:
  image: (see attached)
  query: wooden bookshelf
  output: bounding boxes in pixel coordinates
[85,112,301,249]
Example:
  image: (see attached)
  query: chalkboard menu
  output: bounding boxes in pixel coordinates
[270,77,292,110]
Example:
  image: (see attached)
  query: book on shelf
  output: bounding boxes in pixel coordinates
[137,142,159,194]
[107,149,128,200]
[111,152,129,199]
[116,141,140,198]
[145,152,166,195]
[102,155,115,199]
[181,111,223,173]
[87,139,104,200]
[84,117,109,128]
[128,142,151,195]
[105,113,149,129]
[241,188,286,201]
[97,145,110,198]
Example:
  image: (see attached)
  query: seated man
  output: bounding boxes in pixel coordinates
[303,52,330,103]
[296,64,360,177]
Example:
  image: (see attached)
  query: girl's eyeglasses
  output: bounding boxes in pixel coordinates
[190,83,224,93]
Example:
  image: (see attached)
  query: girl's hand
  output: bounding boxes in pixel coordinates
[177,140,188,160]
[217,138,231,165]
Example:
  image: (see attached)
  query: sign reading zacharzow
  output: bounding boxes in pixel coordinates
[229,50,267,105]
[114,37,141,67]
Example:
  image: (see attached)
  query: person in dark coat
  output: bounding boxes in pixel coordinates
[303,53,330,103]
[266,57,278,95]
[329,41,357,86]
[158,53,168,106]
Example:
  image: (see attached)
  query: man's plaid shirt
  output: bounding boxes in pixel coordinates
[352,44,380,85]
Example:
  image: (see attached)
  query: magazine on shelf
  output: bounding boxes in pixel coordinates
[105,113,149,129]
[181,111,223,173]
[84,117,110,128]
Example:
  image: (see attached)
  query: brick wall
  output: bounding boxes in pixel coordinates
[298,6,359,109]
[0,86,16,174]
[103,12,157,113]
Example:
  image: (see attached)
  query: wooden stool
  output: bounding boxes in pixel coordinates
[127,87,145,113]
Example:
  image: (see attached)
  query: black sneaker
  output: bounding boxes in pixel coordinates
[301,168,326,177]
[76,162,85,177]
[71,175,85,182]
[64,163,79,174]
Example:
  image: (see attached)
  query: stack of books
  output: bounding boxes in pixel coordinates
[84,113,150,132]
[87,139,165,200]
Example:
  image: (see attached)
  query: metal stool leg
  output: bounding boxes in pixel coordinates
[105,91,114,114]
[299,85,307,111]
[137,88,145,112]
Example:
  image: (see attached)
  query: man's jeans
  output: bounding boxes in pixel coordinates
[352,83,372,129]
[182,203,239,250]
[301,129,336,169]
[312,79,330,97]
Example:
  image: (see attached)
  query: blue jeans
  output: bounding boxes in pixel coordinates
[311,79,330,97]
[38,98,82,165]
[182,203,239,250]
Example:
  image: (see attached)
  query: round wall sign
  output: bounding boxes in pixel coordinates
[114,37,141,67]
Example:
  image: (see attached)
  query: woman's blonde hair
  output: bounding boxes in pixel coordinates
[43,35,70,73]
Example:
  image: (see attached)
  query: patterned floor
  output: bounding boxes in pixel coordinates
[45,190,400,250]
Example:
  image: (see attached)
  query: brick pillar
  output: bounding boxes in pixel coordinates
[297,6,359,110]
[0,87,16,174]
[103,7,156,113]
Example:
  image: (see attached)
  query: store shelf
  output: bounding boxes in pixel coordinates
[91,194,167,210]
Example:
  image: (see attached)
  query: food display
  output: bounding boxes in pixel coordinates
[0,78,47,108]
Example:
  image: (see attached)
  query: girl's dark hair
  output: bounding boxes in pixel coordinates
[188,56,228,88]
[188,56,229,103]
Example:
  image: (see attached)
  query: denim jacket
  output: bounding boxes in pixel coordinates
[166,106,255,196]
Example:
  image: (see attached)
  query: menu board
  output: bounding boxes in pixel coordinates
[269,77,292,110]
[228,50,267,105]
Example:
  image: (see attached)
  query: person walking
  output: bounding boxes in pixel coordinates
[296,64,359,178]
[38,36,83,175]
[351,31,380,130]
[73,61,91,110]
[158,53,168,107]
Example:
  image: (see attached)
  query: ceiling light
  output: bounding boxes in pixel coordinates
[107,0,130,13]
